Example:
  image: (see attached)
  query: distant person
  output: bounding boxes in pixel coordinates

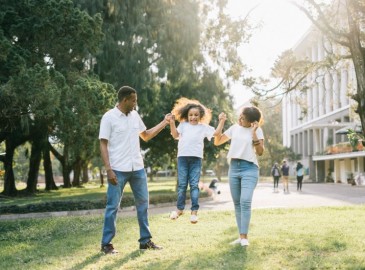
[214,106,264,247]
[168,97,225,224]
[296,162,304,191]
[281,160,290,193]
[99,86,172,254]
[271,162,281,192]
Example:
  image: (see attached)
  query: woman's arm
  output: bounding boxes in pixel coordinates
[214,112,229,146]
[252,121,265,156]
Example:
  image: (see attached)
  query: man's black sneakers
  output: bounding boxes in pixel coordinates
[139,240,163,250]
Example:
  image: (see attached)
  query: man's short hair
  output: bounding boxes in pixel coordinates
[118,86,136,102]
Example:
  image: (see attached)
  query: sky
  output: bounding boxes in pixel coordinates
[226,0,312,107]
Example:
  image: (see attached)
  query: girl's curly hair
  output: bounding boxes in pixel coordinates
[171,97,212,124]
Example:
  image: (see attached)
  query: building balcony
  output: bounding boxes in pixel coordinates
[326,141,364,155]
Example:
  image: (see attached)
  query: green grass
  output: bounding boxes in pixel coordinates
[0,180,178,207]
[1,206,365,269]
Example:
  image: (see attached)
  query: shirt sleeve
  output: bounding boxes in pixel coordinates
[256,127,264,140]
[204,125,216,141]
[99,114,111,140]
[223,125,234,139]
[136,112,147,133]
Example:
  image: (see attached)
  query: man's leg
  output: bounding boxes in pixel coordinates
[101,170,127,252]
[129,169,152,244]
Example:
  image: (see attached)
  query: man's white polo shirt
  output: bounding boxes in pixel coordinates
[99,107,146,172]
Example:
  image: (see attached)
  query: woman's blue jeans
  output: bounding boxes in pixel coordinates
[177,156,202,211]
[101,169,152,246]
[229,159,259,235]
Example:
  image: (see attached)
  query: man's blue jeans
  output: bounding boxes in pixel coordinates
[177,156,202,211]
[229,159,259,235]
[101,169,152,246]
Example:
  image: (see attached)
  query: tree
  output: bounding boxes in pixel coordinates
[0,0,105,195]
[76,0,253,171]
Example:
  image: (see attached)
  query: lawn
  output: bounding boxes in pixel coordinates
[1,206,365,269]
[0,179,178,207]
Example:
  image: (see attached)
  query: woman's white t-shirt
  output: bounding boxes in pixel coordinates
[176,122,215,158]
[224,124,264,166]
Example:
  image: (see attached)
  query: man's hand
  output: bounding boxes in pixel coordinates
[218,112,226,122]
[164,113,172,124]
[106,169,118,185]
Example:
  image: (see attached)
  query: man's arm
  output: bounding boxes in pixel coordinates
[140,113,171,142]
[100,139,117,185]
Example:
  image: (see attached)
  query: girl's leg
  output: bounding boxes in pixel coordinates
[177,157,189,212]
[188,157,202,212]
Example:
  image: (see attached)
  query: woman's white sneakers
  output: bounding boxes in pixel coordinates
[190,214,198,224]
[230,238,249,246]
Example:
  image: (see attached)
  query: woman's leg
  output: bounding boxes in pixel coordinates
[229,159,258,239]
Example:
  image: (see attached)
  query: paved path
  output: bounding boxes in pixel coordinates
[142,182,365,217]
[1,182,365,220]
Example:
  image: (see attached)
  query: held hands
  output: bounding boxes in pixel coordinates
[164,113,173,124]
[218,112,226,122]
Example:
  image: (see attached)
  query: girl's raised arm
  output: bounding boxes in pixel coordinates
[169,114,179,139]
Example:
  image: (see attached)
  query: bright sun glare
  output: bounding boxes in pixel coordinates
[226,0,311,107]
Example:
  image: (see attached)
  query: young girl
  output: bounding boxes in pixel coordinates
[214,106,264,246]
[169,97,225,223]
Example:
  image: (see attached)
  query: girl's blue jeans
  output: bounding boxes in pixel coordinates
[229,159,259,235]
[177,156,202,211]
[101,169,152,246]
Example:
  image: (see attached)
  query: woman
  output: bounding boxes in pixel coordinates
[296,162,304,191]
[214,106,264,247]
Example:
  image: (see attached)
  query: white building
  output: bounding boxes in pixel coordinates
[283,26,365,184]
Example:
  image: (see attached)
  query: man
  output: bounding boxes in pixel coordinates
[281,160,290,193]
[99,86,171,254]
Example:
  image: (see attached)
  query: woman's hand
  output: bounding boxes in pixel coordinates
[218,112,226,122]
[251,121,259,131]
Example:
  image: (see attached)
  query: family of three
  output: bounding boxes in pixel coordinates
[98,85,265,254]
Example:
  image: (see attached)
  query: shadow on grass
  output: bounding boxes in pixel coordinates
[102,250,145,270]
[68,252,104,270]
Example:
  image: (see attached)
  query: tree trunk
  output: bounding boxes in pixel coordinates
[72,158,82,187]
[26,138,42,194]
[2,141,17,197]
[43,143,58,191]
[82,162,89,184]
[49,143,72,188]
[99,166,104,187]
[346,0,365,133]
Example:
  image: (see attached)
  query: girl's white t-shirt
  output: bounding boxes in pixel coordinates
[224,124,264,166]
[176,122,215,158]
